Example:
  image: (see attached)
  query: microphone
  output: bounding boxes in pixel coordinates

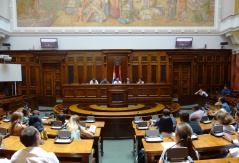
[163,138,184,162]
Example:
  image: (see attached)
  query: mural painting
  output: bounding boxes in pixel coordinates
[16,0,215,27]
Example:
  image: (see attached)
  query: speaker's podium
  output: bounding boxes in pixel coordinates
[107,86,128,107]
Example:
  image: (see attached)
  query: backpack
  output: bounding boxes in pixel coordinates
[136,149,145,163]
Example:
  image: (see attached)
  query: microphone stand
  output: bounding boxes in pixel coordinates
[163,139,184,163]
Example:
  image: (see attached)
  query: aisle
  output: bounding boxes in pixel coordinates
[103,139,134,163]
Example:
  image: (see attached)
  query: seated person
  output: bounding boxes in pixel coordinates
[137,78,144,84]
[221,85,231,95]
[100,77,109,84]
[214,112,235,132]
[151,109,175,138]
[223,111,239,157]
[9,111,27,136]
[151,109,177,131]
[66,115,94,140]
[235,111,239,131]
[209,102,226,119]
[159,122,199,161]
[56,112,66,124]
[126,77,130,84]
[11,126,59,163]
[22,107,31,124]
[29,110,48,140]
[89,79,99,84]
[195,88,208,97]
[218,96,231,114]
[189,105,207,122]
[179,111,203,135]
[113,78,122,84]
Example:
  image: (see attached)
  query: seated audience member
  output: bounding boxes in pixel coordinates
[100,77,109,84]
[29,110,48,140]
[189,105,207,122]
[113,78,122,84]
[209,102,226,119]
[22,107,31,124]
[66,115,94,140]
[89,79,99,84]
[179,111,203,135]
[195,88,208,97]
[159,122,199,161]
[9,112,27,136]
[151,109,174,138]
[137,78,144,84]
[151,109,177,131]
[234,111,239,131]
[221,85,231,95]
[214,112,235,131]
[56,112,66,124]
[11,126,59,163]
[126,77,130,84]
[218,96,231,114]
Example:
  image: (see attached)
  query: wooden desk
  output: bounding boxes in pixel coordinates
[159,157,239,163]
[0,136,94,163]
[62,84,172,104]
[44,127,102,163]
[132,121,157,157]
[143,134,237,163]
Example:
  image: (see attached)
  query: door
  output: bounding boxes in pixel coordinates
[172,62,191,98]
[42,63,61,98]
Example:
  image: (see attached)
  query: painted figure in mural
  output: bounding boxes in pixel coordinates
[118,0,134,24]
[177,0,187,21]
[101,0,110,19]
[166,0,177,22]
[74,4,85,21]
[191,0,211,22]
[200,0,211,21]
[84,0,106,23]
[110,0,120,18]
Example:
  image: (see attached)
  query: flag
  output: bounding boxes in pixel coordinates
[118,65,121,81]
[112,65,116,83]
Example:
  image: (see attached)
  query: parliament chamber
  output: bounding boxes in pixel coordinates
[0,49,238,163]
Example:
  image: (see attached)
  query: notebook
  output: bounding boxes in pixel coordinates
[54,130,73,144]
[88,125,97,134]
[145,129,163,142]
[136,121,149,130]
[86,116,95,123]
[134,116,143,124]
[51,120,63,129]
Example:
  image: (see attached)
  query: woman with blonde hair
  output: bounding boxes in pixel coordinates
[159,122,199,161]
[216,112,235,131]
[9,111,26,136]
[209,102,226,119]
[66,115,94,139]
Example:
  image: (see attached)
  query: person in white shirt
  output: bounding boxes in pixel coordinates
[89,79,99,84]
[113,78,122,84]
[195,88,208,97]
[137,78,144,84]
[189,105,207,122]
[11,126,59,163]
